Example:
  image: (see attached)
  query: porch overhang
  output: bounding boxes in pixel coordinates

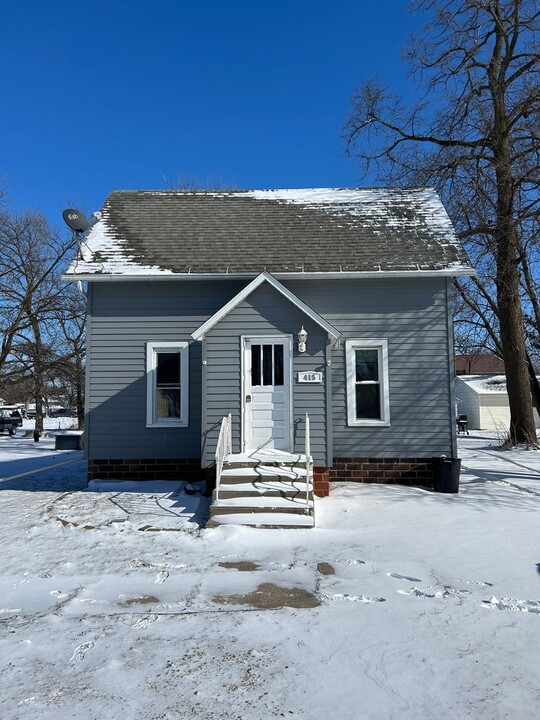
[190,271,342,342]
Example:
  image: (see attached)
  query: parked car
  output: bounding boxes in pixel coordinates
[49,408,78,418]
[0,407,24,427]
[0,408,21,435]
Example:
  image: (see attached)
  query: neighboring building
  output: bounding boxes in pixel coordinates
[455,375,540,431]
[455,354,505,375]
[63,188,474,501]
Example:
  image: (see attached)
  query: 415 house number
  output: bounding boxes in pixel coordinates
[297,371,323,383]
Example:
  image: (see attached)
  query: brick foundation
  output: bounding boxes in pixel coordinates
[313,467,330,497]
[88,457,435,491]
[88,459,202,481]
[330,458,434,487]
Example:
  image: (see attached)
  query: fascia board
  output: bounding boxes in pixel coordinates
[62,268,477,283]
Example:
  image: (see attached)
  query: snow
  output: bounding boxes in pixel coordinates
[209,512,316,527]
[65,218,176,277]
[0,433,83,483]
[64,188,473,278]
[245,187,460,249]
[226,449,308,463]
[213,496,314,508]
[1,433,539,718]
[221,465,308,477]
[218,480,312,493]
[459,374,510,394]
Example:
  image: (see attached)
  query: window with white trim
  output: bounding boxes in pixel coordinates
[146,342,189,427]
[346,339,390,426]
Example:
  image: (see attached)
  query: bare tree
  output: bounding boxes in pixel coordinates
[0,209,76,435]
[344,0,540,445]
[53,285,86,429]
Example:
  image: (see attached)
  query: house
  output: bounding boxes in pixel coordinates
[63,188,474,525]
[455,375,540,431]
[455,354,505,375]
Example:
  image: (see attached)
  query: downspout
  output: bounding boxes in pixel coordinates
[446,278,458,457]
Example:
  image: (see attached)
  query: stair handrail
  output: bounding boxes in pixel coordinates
[215,413,232,504]
[305,413,313,514]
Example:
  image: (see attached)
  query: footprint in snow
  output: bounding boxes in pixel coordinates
[155,570,169,584]
[328,593,386,603]
[482,596,540,614]
[49,590,69,599]
[131,613,158,629]
[129,559,153,569]
[398,586,471,599]
[70,641,94,662]
[387,572,422,582]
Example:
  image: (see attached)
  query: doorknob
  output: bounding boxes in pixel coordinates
[246,395,252,403]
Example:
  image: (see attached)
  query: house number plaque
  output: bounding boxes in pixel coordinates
[297,371,323,383]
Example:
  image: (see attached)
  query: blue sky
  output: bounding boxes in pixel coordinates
[1,0,419,225]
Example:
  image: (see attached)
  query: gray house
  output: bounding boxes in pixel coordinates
[64,188,473,525]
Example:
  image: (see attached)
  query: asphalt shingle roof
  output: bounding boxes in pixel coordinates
[65,187,473,277]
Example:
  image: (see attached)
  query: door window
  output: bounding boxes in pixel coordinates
[251,342,284,387]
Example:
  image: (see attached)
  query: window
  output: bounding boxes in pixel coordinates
[346,339,390,426]
[146,342,189,427]
[251,343,284,387]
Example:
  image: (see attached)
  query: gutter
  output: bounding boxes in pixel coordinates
[62,268,477,283]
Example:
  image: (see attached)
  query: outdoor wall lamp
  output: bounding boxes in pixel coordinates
[298,326,307,353]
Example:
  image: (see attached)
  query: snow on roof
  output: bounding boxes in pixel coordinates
[457,375,509,394]
[63,187,474,279]
[70,215,175,277]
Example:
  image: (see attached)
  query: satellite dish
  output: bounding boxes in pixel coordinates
[62,208,90,233]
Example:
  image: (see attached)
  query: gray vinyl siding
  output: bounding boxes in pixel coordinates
[87,280,245,459]
[86,275,454,465]
[203,284,328,465]
[283,278,453,457]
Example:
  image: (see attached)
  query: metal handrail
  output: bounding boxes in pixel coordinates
[215,413,232,504]
[305,413,312,514]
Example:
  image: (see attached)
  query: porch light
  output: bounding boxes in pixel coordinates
[298,326,307,353]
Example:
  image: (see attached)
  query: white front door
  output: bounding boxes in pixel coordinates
[243,336,292,451]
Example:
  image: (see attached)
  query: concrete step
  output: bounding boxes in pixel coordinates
[206,512,316,529]
[215,480,313,497]
[209,454,315,529]
[221,465,308,481]
[211,497,314,516]
[224,460,309,471]
[226,450,309,464]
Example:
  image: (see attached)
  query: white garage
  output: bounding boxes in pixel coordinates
[455,375,540,431]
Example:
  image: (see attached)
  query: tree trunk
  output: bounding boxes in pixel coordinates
[494,155,537,444]
[30,315,45,438]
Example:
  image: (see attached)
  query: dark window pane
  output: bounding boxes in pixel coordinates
[263,344,273,385]
[156,388,181,418]
[156,352,180,386]
[274,345,284,385]
[355,384,381,420]
[355,349,378,382]
[251,345,261,386]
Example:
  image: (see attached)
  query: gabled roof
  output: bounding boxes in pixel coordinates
[456,375,509,395]
[191,272,341,341]
[63,187,474,280]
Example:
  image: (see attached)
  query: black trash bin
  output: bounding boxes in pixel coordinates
[432,456,461,493]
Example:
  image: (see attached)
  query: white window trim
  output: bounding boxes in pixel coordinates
[346,339,390,427]
[146,341,189,428]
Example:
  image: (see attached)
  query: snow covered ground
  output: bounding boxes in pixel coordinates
[0,433,539,719]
